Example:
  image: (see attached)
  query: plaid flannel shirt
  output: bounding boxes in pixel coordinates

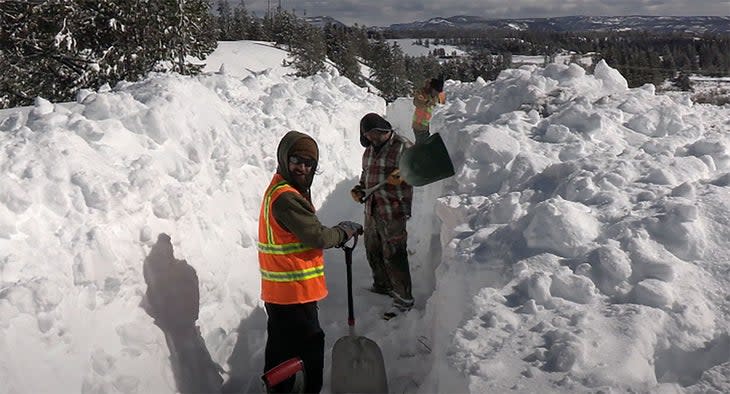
[360,132,413,220]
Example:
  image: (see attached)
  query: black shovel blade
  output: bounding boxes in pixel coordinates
[398,133,455,186]
[331,335,388,393]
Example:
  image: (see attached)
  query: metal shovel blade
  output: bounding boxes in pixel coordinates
[331,335,388,393]
[398,132,455,186]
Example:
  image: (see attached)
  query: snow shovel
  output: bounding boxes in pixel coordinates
[398,132,455,186]
[331,234,389,393]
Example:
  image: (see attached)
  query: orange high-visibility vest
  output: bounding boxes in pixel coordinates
[413,106,433,129]
[412,92,445,130]
[258,174,327,304]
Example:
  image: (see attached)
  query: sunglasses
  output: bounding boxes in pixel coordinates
[364,128,391,134]
[289,155,316,168]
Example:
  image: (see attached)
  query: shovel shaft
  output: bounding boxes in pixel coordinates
[359,180,388,202]
[341,234,359,334]
[345,248,355,327]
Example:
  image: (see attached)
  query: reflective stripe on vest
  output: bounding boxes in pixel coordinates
[259,181,313,254]
[258,174,327,304]
[260,265,325,282]
[413,106,433,127]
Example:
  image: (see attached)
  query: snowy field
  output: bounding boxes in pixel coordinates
[513,53,594,68]
[200,41,295,78]
[1,40,730,393]
[386,38,467,58]
[689,76,730,104]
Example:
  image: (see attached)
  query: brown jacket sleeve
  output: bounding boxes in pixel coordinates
[272,191,346,249]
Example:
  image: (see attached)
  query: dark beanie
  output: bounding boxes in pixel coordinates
[289,137,318,161]
[430,78,444,92]
[359,113,392,147]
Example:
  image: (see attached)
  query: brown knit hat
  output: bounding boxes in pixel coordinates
[289,137,318,161]
[359,113,392,147]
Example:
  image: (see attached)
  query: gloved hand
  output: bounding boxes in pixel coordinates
[336,221,363,240]
[386,169,403,186]
[350,185,365,203]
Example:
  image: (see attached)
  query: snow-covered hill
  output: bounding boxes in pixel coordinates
[388,15,730,34]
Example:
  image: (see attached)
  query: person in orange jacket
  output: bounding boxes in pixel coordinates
[258,130,362,393]
[412,77,446,143]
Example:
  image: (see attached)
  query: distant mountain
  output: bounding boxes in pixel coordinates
[303,15,346,29]
[388,15,730,34]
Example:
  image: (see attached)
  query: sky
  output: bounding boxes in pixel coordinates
[2,40,730,394]
[241,0,730,26]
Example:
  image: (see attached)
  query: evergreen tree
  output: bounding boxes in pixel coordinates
[247,13,266,41]
[216,0,233,40]
[349,26,371,60]
[288,20,326,77]
[268,9,297,48]
[230,6,245,39]
[368,40,409,101]
[0,0,216,108]
[502,52,513,69]
[661,45,676,70]
[159,0,218,75]
[405,56,441,89]
[323,23,363,85]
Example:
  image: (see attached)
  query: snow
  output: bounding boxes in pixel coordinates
[200,41,295,78]
[513,53,595,68]
[386,38,466,58]
[2,40,730,394]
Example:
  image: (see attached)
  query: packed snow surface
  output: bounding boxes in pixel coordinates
[1,41,729,393]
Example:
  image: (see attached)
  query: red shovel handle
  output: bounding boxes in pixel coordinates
[262,357,304,388]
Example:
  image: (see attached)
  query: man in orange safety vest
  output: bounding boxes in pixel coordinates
[258,130,361,393]
[412,77,446,144]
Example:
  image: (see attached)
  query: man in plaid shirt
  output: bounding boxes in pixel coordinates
[350,113,414,320]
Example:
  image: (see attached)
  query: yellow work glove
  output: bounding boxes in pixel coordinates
[350,185,365,203]
[386,169,403,186]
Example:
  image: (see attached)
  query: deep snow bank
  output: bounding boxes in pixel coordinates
[425,61,730,393]
[0,68,380,393]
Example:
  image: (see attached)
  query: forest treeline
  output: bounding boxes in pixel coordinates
[2,0,729,108]
[212,2,730,97]
[394,28,730,88]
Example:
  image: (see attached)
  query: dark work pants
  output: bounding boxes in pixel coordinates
[364,214,413,301]
[413,127,430,144]
[264,302,324,393]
